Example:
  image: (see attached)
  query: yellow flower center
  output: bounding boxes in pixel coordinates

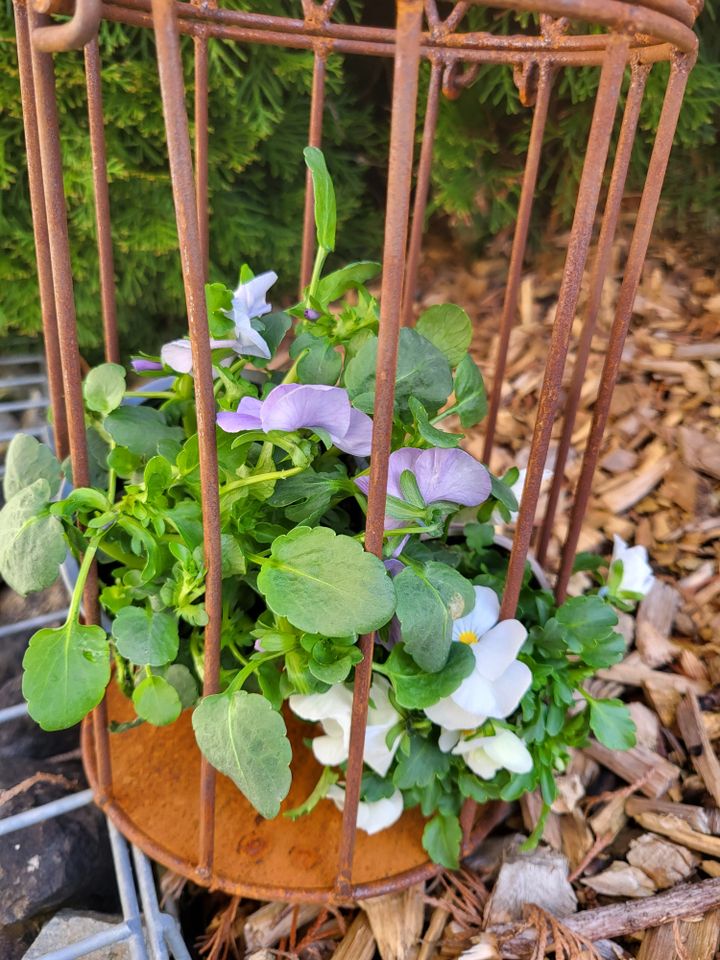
[458,630,479,645]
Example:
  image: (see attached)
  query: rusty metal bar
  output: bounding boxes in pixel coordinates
[300,45,328,295]
[27,4,112,798]
[499,35,630,621]
[401,56,442,327]
[535,60,651,566]
[482,62,554,464]
[335,0,424,899]
[31,0,102,51]
[150,0,224,877]
[554,53,694,603]
[84,37,120,363]
[193,19,210,280]
[12,0,69,460]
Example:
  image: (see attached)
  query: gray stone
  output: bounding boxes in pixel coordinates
[0,759,116,925]
[0,675,79,760]
[22,910,138,960]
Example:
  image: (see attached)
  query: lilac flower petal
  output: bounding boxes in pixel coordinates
[131,357,163,372]
[231,271,277,322]
[331,407,373,456]
[261,384,351,439]
[161,339,194,374]
[413,448,491,508]
[230,315,271,359]
[386,448,425,501]
[216,396,263,433]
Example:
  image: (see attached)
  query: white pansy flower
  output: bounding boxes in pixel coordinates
[289,677,401,777]
[610,535,654,597]
[493,467,553,525]
[424,586,531,731]
[326,784,404,835]
[221,270,278,360]
[452,728,533,780]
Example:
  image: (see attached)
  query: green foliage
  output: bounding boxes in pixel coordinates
[0,2,379,351]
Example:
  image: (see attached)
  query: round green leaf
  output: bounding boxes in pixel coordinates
[416,304,472,368]
[133,674,181,726]
[256,526,395,636]
[192,690,292,819]
[22,622,110,730]
[0,479,66,596]
[83,363,126,415]
[3,434,62,501]
[111,606,179,666]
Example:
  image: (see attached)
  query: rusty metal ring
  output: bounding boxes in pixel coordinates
[31,0,101,52]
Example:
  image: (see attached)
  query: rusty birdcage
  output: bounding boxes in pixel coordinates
[13,0,698,904]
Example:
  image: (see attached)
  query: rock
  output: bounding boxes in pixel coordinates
[0,918,44,960]
[22,910,136,960]
[0,758,116,925]
[484,846,577,927]
[0,675,79,761]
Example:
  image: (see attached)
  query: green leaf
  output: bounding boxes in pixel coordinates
[0,479,66,596]
[416,304,472,368]
[284,766,339,821]
[3,434,62,501]
[254,312,292,360]
[192,690,292,818]
[269,468,345,525]
[345,329,452,416]
[206,282,234,338]
[316,261,380,304]
[393,735,450,790]
[83,363,126,416]
[257,526,395,637]
[452,355,488,428]
[22,621,110,730]
[105,406,183,460]
[156,663,198,709]
[384,643,475,709]
[111,606,179,666]
[422,813,462,869]
[221,534,246,577]
[394,562,475,673]
[408,397,462,448]
[50,488,110,518]
[304,147,336,252]
[297,337,342,386]
[588,697,636,750]
[133,674,181,726]
[556,595,618,643]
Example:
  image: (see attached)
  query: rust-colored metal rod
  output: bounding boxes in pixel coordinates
[499,36,629,621]
[84,38,120,364]
[335,0,424,899]
[535,61,650,567]
[31,0,101,51]
[12,0,68,460]
[95,5,682,68]
[28,6,112,798]
[299,46,328,295]
[151,0,224,876]
[92,0,699,52]
[555,54,693,604]
[194,28,210,280]
[401,56,442,327]
[482,63,554,464]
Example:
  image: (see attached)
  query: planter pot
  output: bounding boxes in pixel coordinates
[81,533,547,902]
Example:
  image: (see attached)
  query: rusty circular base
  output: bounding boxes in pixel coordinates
[83,680,444,903]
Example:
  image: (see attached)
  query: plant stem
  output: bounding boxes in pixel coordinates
[307,245,327,300]
[430,403,458,425]
[280,348,309,384]
[66,535,102,625]
[125,390,175,400]
[226,651,285,694]
[220,464,304,495]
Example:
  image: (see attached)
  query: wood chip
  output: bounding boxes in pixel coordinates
[332,913,376,960]
[676,692,720,806]
[484,847,576,926]
[416,891,452,960]
[626,797,720,835]
[636,581,681,668]
[599,652,709,695]
[629,811,720,859]
[584,741,681,799]
[582,862,657,899]
[679,426,720,481]
[360,884,425,960]
[637,909,720,960]
[627,833,699,889]
[243,901,322,951]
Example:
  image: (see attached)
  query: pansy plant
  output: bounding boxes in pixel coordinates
[0,149,644,869]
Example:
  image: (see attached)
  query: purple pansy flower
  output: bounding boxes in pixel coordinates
[217,383,373,456]
[355,447,491,529]
[131,357,163,373]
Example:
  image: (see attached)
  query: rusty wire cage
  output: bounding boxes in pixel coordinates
[12,0,698,904]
